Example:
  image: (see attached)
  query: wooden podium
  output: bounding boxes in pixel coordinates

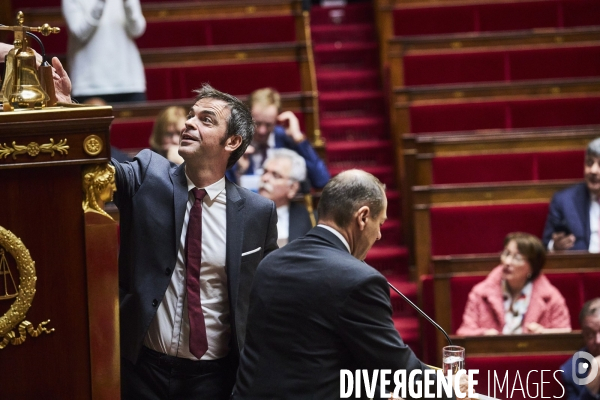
[0,106,120,399]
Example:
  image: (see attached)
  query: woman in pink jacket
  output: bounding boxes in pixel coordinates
[457,232,571,336]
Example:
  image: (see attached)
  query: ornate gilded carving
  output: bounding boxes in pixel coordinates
[0,138,69,159]
[0,225,54,349]
[82,163,117,220]
[83,134,103,156]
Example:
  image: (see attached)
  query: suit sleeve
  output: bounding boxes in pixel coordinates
[111,149,152,209]
[542,194,563,247]
[281,134,330,189]
[337,273,454,400]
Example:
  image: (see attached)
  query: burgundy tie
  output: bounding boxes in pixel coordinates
[186,188,208,358]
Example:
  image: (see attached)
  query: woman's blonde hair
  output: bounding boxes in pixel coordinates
[149,106,187,155]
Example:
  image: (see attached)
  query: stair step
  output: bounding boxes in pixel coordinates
[310,3,374,26]
[311,23,375,44]
[380,218,403,247]
[317,69,381,92]
[314,42,379,69]
[320,116,388,141]
[365,245,409,276]
[319,90,386,117]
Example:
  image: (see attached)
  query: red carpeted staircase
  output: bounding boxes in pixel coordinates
[311,2,419,355]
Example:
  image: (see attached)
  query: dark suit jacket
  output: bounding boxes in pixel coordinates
[112,149,278,364]
[234,226,448,400]
[560,348,598,400]
[542,183,591,250]
[226,125,331,189]
[288,201,313,243]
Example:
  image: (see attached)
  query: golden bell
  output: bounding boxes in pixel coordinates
[0,12,60,111]
[2,38,49,109]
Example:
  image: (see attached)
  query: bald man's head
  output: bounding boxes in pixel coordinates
[317,170,386,229]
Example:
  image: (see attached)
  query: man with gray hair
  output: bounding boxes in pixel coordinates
[560,298,600,400]
[234,170,456,399]
[258,148,313,247]
[543,137,600,252]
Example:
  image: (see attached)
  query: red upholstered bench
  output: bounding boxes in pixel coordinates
[145,61,302,101]
[392,0,600,37]
[409,96,600,133]
[431,150,585,185]
[467,354,569,400]
[403,45,600,86]
[136,16,296,49]
[429,203,549,256]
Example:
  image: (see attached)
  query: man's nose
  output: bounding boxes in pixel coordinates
[591,161,600,173]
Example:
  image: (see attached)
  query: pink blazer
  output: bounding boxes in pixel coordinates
[456,266,571,336]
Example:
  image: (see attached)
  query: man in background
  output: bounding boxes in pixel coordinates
[561,298,600,400]
[543,138,600,252]
[228,87,330,189]
[259,148,313,247]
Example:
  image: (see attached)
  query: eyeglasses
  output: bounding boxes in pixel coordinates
[500,250,526,265]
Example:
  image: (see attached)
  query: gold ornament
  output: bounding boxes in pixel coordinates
[0,138,69,160]
[82,163,116,220]
[83,135,103,156]
[0,226,54,349]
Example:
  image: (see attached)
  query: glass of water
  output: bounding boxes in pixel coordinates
[442,345,465,375]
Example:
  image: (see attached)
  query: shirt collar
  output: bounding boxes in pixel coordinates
[185,173,226,201]
[317,224,351,253]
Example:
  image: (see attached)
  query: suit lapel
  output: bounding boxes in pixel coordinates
[171,163,188,253]
[226,179,246,308]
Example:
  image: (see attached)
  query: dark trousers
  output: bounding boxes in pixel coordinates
[121,346,235,400]
[74,92,147,105]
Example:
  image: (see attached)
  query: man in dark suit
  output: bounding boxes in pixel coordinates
[258,148,314,247]
[112,84,278,399]
[560,298,600,400]
[543,138,600,252]
[226,87,330,190]
[234,170,455,400]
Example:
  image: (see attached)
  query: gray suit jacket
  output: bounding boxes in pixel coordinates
[112,149,278,363]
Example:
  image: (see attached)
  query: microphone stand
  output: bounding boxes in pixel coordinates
[387,281,453,346]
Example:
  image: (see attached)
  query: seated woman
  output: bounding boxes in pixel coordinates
[457,232,571,335]
[149,106,186,165]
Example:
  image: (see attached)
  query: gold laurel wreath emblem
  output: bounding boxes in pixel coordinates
[0,138,69,160]
[0,226,54,349]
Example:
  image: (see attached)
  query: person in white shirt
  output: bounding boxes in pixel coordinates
[543,137,600,252]
[258,148,313,247]
[62,0,146,103]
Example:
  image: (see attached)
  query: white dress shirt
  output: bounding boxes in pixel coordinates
[590,195,599,253]
[276,205,290,248]
[318,224,351,253]
[144,176,230,360]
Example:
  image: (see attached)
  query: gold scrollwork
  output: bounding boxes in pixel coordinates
[0,225,54,349]
[0,138,69,160]
[82,163,117,220]
[83,135,103,156]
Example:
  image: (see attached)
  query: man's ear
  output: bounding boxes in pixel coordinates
[356,205,370,231]
[287,180,300,200]
[225,135,243,152]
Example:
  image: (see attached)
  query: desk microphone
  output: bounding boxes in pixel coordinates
[387,281,453,346]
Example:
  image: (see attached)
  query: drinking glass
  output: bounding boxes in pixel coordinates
[442,345,465,375]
